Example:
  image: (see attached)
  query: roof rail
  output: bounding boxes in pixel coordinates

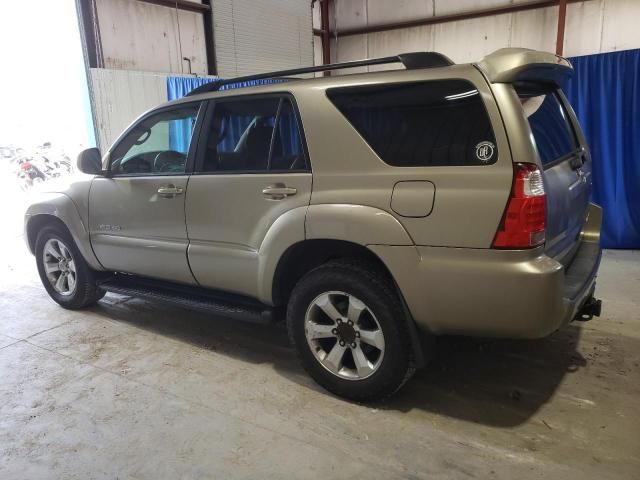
[186,52,454,96]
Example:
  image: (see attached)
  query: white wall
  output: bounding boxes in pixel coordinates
[212,0,314,77]
[90,69,169,151]
[314,0,640,66]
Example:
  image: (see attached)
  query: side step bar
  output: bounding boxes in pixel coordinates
[98,275,275,324]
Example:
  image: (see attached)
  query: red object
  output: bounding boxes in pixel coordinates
[493,163,546,248]
[21,162,32,170]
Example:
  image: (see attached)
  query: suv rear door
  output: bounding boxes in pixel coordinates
[184,94,311,299]
[517,86,592,258]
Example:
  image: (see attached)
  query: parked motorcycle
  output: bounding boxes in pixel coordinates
[17,160,46,191]
[8,142,75,191]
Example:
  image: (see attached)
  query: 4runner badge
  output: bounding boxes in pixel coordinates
[475,141,495,163]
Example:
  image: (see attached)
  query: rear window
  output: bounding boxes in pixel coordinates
[519,90,579,166]
[327,80,498,167]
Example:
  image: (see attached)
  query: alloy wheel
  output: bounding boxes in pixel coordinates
[42,238,77,296]
[304,291,385,380]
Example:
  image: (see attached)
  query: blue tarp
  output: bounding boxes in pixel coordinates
[564,49,640,248]
[166,76,288,101]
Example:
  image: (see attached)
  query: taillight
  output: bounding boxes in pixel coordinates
[492,163,546,249]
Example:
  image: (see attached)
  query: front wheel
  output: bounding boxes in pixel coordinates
[35,225,105,309]
[287,260,415,402]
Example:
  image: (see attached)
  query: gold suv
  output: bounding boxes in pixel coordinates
[25,48,602,401]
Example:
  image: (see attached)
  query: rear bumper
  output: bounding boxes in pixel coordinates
[370,203,603,339]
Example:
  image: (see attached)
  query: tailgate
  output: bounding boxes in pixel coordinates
[518,86,591,260]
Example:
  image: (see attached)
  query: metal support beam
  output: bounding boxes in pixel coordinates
[320,0,331,74]
[556,0,568,55]
[77,0,104,68]
[314,0,587,38]
[201,0,218,75]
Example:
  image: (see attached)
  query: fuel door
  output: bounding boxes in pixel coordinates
[390,181,435,218]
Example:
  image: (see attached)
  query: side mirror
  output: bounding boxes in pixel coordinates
[77,148,103,175]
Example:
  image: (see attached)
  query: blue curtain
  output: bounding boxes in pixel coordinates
[166,76,288,101]
[166,77,213,153]
[564,49,640,248]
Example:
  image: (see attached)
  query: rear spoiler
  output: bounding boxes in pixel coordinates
[475,48,573,87]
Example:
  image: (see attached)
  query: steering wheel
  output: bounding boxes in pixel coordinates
[153,150,186,173]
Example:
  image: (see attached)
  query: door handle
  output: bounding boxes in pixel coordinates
[157,185,184,198]
[262,185,297,200]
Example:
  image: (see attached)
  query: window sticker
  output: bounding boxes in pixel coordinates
[475,141,495,163]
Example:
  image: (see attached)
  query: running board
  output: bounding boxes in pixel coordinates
[98,275,275,324]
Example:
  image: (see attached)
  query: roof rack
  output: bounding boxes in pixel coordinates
[186,51,454,96]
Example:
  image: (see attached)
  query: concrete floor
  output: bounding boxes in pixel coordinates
[1,229,639,478]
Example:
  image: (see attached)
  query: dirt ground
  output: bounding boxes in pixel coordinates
[0,216,638,478]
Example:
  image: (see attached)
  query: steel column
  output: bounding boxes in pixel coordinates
[320,0,331,74]
[556,0,568,55]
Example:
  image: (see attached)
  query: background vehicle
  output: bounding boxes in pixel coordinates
[24,48,602,401]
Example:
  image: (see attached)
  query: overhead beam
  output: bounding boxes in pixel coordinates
[136,0,210,14]
[314,0,587,38]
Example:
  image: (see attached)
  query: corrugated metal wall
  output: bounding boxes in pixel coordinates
[212,0,314,77]
[318,0,640,66]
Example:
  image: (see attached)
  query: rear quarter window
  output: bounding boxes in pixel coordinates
[519,89,579,167]
[326,79,498,167]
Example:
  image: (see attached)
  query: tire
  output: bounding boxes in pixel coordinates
[287,259,415,402]
[35,225,105,309]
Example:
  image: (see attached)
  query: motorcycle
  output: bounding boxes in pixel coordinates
[10,142,75,191]
[17,160,46,191]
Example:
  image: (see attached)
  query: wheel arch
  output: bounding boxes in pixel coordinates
[26,214,71,253]
[25,194,103,270]
[272,239,425,367]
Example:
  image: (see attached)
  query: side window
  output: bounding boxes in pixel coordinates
[199,96,306,173]
[519,90,579,166]
[110,104,200,175]
[327,80,498,167]
[270,100,307,171]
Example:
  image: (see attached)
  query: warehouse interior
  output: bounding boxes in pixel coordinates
[0,0,639,478]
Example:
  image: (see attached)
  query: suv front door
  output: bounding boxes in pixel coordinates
[89,102,202,284]
[185,95,312,299]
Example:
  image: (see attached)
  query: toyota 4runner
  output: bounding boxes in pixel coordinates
[25,48,602,401]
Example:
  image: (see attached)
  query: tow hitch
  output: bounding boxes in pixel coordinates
[574,296,602,322]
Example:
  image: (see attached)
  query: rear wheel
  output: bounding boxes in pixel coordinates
[35,225,105,309]
[287,259,415,402]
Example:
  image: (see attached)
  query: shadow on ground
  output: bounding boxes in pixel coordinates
[388,327,585,426]
[91,294,585,428]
